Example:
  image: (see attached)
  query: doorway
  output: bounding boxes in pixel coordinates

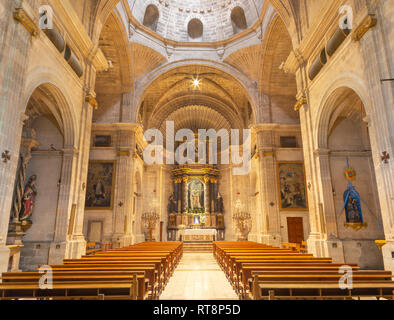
[287,217,304,243]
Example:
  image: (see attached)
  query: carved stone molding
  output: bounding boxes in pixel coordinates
[352,14,377,41]
[85,93,98,109]
[13,7,40,37]
[294,96,307,111]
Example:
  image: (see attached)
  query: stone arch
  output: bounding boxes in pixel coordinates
[134,60,260,124]
[22,70,77,148]
[315,75,371,149]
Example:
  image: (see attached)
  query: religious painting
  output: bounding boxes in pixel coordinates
[187,179,204,211]
[85,161,115,209]
[277,162,308,211]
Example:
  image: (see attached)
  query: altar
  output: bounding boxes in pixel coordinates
[167,163,225,241]
[182,228,217,242]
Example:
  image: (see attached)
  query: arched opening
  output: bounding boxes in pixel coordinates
[231,6,247,34]
[94,12,132,123]
[260,16,298,124]
[187,19,203,41]
[8,84,72,271]
[319,87,384,269]
[143,4,159,32]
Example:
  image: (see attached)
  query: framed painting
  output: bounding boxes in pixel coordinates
[277,161,308,211]
[85,161,116,209]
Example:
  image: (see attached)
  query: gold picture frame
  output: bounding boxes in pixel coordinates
[277,161,308,211]
[85,160,116,210]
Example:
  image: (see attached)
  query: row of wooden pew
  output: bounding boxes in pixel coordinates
[0,241,183,300]
[213,241,394,300]
[85,242,116,255]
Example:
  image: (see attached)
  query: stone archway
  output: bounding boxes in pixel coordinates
[8,82,77,271]
[314,86,384,268]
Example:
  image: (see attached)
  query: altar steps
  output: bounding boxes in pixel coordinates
[183,242,213,252]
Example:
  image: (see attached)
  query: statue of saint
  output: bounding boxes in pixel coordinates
[19,175,37,221]
[167,193,176,214]
[217,192,224,212]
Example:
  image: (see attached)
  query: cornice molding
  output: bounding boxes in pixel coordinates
[49,0,109,71]
[92,122,143,133]
[13,3,40,38]
[251,123,301,132]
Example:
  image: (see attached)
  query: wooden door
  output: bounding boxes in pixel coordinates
[287,217,304,243]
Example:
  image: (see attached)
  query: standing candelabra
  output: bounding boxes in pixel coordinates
[142,193,159,242]
[232,198,252,241]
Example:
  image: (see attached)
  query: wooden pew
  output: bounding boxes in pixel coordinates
[0,278,139,300]
[1,271,148,300]
[1,241,183,300]
[213,241,394,300]
[252,277,394,300]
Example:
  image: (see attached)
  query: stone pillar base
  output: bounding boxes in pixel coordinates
[135,233,146,244]
[382,239,394,273]
[260,233,282,247]
[64,235,86,259]
[48,242,68,265]
[307,233,345,263]
[0,245,11,275]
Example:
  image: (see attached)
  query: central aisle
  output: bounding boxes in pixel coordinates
[160,252,239,300]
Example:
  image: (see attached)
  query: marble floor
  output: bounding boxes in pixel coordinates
[159,252,239,300]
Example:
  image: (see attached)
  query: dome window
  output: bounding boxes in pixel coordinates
[188,19,203,41]
[231,7,247,34]
[143,4,159,32]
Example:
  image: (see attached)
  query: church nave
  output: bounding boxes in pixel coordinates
[160,253,238,300]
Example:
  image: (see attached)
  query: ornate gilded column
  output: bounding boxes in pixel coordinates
[204,176,211,227]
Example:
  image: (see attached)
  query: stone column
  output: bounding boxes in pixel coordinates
[48,147,79,264]
[111,125,137,247]
[356,6,394,272]
[254,126,281,246]
[0,1,35,273]
[313,149,345,263]
[64,96,94,259]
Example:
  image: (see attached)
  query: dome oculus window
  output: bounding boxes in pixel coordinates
[231,7,247,34]
[187,19,203,40]
[143,4,159,32]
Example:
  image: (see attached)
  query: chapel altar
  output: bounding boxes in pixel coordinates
[167,164,225,241]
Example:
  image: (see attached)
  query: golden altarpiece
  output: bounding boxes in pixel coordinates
[167,164,225,241]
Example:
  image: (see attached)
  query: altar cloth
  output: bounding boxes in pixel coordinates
[182,228,217,242]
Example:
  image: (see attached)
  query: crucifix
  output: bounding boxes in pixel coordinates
[381,151,390,164]
[2,150,11,163]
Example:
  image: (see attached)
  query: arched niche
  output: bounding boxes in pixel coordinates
[318,87,384,269]
[13,83,74,271]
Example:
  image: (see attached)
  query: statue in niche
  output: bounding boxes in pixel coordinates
[167,193,176,214]
[217,192,224,212]
[19,175,37,221]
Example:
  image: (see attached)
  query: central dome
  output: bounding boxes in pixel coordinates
[130,0,266,42]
